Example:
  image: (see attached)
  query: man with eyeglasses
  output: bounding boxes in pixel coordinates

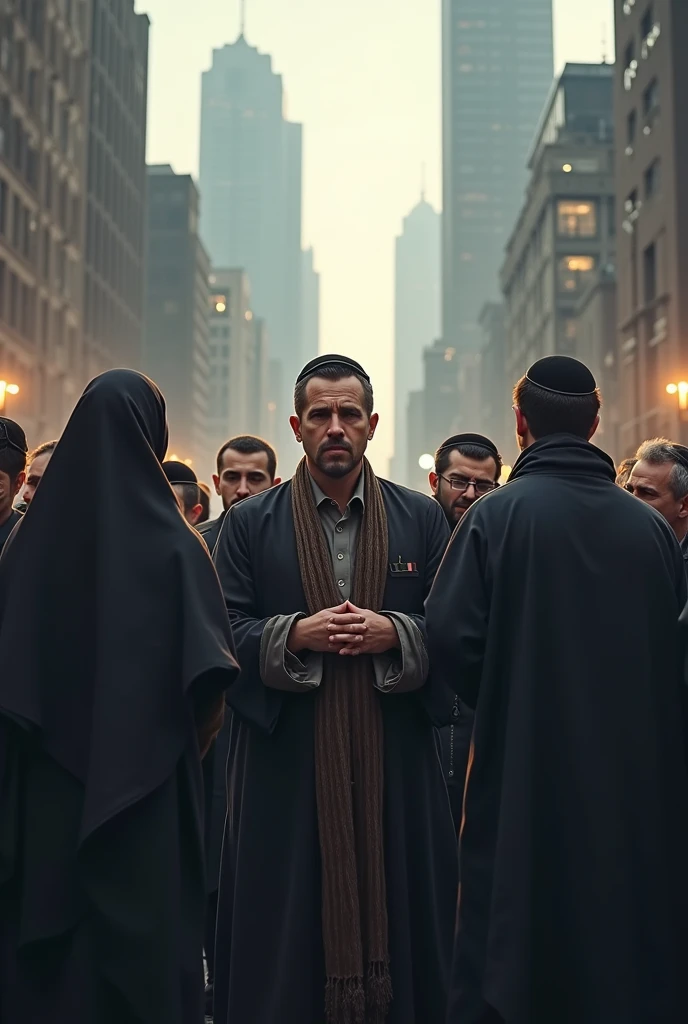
[429,433,502,528]
[428,433,502,836]
[0,417,28,556]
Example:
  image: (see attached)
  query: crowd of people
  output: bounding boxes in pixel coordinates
[1,351,688,1024]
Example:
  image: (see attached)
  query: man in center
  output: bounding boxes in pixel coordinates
[212,355,458,1024]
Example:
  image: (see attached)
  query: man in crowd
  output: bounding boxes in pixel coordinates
[199,435,279,553]
[430,432,502,527]
[429,432,502,835]
[427,355,688,1024]
[0,417,28,555]
[627,438,688,545]
[199,435,279,1016]
[162,460,204,526]
[20,440,57,508]
[212,355,457,1024]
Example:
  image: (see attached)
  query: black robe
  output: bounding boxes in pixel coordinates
[426,434,688,1024]
[212,477,458,1024]
[0,370,239,1024]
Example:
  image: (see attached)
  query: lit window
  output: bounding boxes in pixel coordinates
[557,201,597,238]
[557,256,596,294]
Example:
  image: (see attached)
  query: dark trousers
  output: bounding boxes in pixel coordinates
[204,890,219,985]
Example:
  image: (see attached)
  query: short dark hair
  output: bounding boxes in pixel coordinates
[513,376,601,440]
[293,363,374,419]
[173,482,201,514]
[28,439,58,464]
[0,417,28,482]
[197,482,211,523]
[635,438,688,500]
[435,442,502,480]
[216,435,277,480]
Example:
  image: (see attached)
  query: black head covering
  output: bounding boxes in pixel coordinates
[162,460,198,485]
[0,416,28,457]
[526,355,597,396]
[436,432,500,460]
[666,444,688,474]
[0,368,238,841]
[296,353,371,384]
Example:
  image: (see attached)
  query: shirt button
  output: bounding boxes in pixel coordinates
[338,579,345,587]
[448,770,455,778]
[336,526,343,533]
[337,553,344,560]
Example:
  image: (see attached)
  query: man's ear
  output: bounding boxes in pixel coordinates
[587,415,600,441]
[514,405,528,441]
[429,472,439,496]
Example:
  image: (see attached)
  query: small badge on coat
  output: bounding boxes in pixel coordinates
[389,555,418,574]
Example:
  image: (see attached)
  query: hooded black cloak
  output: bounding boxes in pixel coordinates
[426,434,688,1024]
[0,369,239,1024]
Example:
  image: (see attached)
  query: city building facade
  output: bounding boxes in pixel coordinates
[442,0,553,358]
[0,0,91,441]
[199,33,302,444]
[391,195,440,485]
[614,0,688,451]
[143,166,210,469]
[501,63,616,442]
[406,338,460,492]
[301,246,320,367]
[207,267,253,455]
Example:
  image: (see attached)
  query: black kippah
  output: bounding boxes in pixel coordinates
[437,432,499,459]
[162,460,198,485]
[526,355,597,396]
[295,353,370,385]
[0,416,28,455]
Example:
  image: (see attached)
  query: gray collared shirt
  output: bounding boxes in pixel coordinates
[309,468,365,602]
[259,469,428,694]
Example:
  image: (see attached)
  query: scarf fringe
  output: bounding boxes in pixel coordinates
[325,976,366,1024]
[366,961,393,1024]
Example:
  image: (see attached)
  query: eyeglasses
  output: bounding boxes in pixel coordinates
[438,474,497,496]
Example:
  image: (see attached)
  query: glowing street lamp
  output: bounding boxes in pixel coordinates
[666,381,688,411]
[418,453,434,471]
[0,380,20,414]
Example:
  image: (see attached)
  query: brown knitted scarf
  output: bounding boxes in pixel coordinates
[291,457,392,1024]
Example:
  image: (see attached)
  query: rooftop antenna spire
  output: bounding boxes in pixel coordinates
[240,0,247,38]
[601,22,608,63]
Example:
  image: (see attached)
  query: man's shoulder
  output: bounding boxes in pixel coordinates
[198,515,221,538]
[227,480,293,525]
[378,477,438,515]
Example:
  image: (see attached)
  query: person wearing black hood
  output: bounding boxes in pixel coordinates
[427,356,688,1024]
[0,369,239,1024]
[428,432,502,837]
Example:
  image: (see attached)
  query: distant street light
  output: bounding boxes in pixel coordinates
[666,381,688,411]
[418,453,434,471]
[0,380,20,414]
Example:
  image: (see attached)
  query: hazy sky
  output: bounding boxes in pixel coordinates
[137,0,614,471]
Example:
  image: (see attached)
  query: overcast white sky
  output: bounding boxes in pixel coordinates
[137,0,615,470]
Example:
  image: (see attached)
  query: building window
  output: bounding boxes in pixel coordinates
[558,256,596,294]
[626,110,637,152]
[641,5,660,57]
[643,78,659,117]
[643,243,656,305]
[557,201,597,238]
[644,159,661,200]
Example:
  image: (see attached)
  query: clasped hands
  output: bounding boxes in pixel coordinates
[287,601,398,657]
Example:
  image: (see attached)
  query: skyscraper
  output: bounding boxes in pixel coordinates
[144,166,210,469]
[199,33,302,444]
[301,247,320,366]
[614,0,688,451]
[442,0,553,357]
[84,0,149,376]
[391,196,441,484]
[0,0,90,441]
